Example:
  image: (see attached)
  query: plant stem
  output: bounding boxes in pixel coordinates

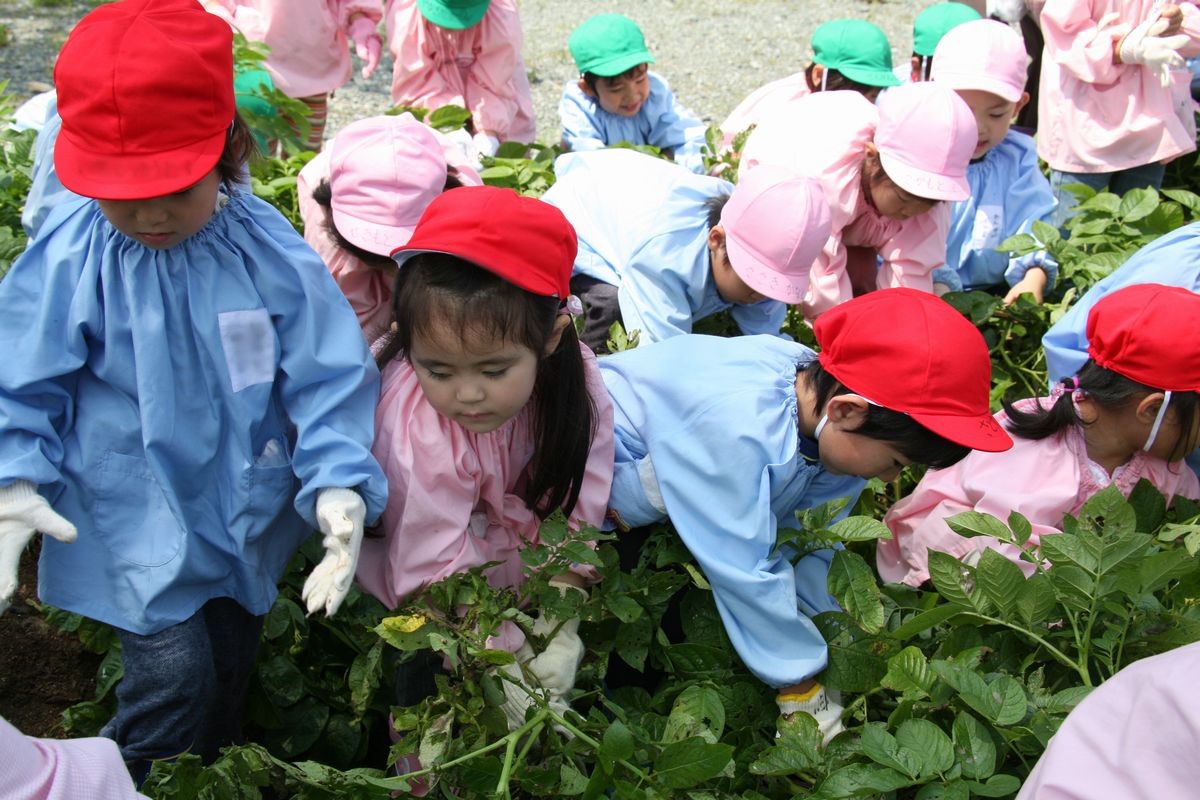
[960,613,1089,685]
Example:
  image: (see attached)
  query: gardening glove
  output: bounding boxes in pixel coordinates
[1119,14,1188,87]
[777,683,845,745]
[472,131,500,159]
[0,481,76,615]
[497,580,586,731]
[302,487,366,617]
[348,15,382,80]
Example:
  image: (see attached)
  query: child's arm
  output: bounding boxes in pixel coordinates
[1000,137,1060,299]
[874,204,952,295]
[385,0,465,111]
[615,233,705,344]
[1040,1,1140,85]
[340,0,384,79]
[730,299,789,338]
[463,0,526,141]
[558,83,609,152]
[642,74,708,173]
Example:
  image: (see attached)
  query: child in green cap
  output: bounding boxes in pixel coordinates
[903,1,982,82]
[559,13,707,173]
[719,19,902,150]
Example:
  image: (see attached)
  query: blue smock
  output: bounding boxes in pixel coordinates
[0,189,389,634]
[1043,221,1200,478]
[542,149,788,345]
[934,131,1059,293]
[558,71,707,173]
[599,334,867,688]
[21,102,86,244]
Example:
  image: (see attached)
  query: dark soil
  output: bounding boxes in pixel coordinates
[0,540,100,736]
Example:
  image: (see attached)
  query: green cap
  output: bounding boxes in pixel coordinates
[569,13,655,77]
[416,0,491,30]
[811,19,902,88]
[913,2,982,56]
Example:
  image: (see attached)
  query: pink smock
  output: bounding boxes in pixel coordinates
[295,130,482,342]
[718,73,811,149]
[355,343,615,611]
[878,397,1200,586]
[740,91,950,318]
[0,716,147,800]
[201,0,381,98]
[1017,641,1200,800]
[383,0,536,143]
[1037,0,1200,173]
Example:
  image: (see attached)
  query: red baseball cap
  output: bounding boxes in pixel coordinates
[1087,283,1200,392]
[53,0,235,200]
[815,288,1012,452]
[391,186,578,298]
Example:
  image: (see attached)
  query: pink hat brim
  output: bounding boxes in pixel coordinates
[331,206,420,256]
[934,71,1024,104]
[724,232,812,304]
[878,149,971,202]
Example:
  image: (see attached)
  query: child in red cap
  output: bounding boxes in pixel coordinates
[880,283,1200,586]
[0,0,387,780]
[599,288,1011,744]
[354,186,615,757]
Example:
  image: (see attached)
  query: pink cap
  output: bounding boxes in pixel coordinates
[874,82,976,202]
[931,19,1029,103]
[329,114,448,256]
[720,168,832,304]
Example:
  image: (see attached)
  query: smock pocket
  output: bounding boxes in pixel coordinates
[93,451,185,568]
[244,463,296,521]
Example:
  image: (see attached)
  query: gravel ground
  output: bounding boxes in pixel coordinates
[0,0,947,145]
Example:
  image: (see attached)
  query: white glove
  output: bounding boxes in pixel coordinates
[777,683,845,745]
[348,16,382,80]
[1119,14,1189,87]
[0,481,77,615]
[497,581,586,730]
[301,487,366,617]
[472,131,500,159]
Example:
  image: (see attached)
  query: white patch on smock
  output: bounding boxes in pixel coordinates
[972,205,1004,250]
[218,308,276,392]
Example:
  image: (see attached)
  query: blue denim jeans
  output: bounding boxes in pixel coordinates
[99,597,263,783]
[1048,162,1167,228]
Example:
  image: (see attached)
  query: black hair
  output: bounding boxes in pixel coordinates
[704,194,730,229]
[309,173,465,268]
[803,63,877,95]
[376,252,597,518]
[802,361,971,469]
[216,113,258,186]
[581,62,648,93]
[1003,359,1200,462]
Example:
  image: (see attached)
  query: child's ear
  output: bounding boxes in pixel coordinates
[1134,392,1170,424]
[1012,91,1031,120]
[577,77,595,98]
[707,225,726,253]
[807,63,825,92]
[910,55,923,83]
[826,395,870,426]
[544,313,572,356]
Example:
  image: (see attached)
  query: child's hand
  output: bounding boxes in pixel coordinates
[0,481,76,615]
[1003,268,1048,306]
[1159,4,1185,36]
[302,488,366,617]
[348,15,382,80]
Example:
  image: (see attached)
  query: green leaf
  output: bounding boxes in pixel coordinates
[605,593,645,623]
[860,724,921,779]
[1040,534,1100,573]
[1042,685,1092,714]
[751,712,824,775]
[348,640,384,716]
[927,550,974,606]
[828,515,893,542]
[455,755,504,793]
[1118,187,1159,221]
[1031,219,1062,244]
[828,550,885,633]
[258,654,305,707]
[1008,511,1033,547]
[1077,484,1137,540]
[888,605,965,639]
[966,774,1023,797]
[1048,564,1095,612]
[931,661,1028,726]
[599,720,635,774]
[952,712,996,780]
[614,612,653,671]
[915,782,971,800]
[1015,573,1057,626]
[663,685,726,744]
[881,646,936,700]
[975,549,1027,613]
[559,761,589,795]
[426,104,472,131]
[652,738,734,788]
[812,763,915,799]
[896,718,955,777]
[945,512,1013,542]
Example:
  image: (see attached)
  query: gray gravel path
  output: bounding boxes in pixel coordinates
[0,0,938,145]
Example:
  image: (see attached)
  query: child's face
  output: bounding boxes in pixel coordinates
[409,322,542,434]
[708,228,766,306]
[866,170,939,221]
[955,89,1027,160]
[580,63,651,117]
[96,169,220,250]
[813,396,912,481]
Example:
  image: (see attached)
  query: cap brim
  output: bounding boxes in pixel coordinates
[332,207,419,256]
[838,65,903,87]
[933,72,1023,103]
[582,51,655,77]
[54,127,226,201]
[724,230,811,304]
[878,150,970,202]
[415,0,489,29]
[910,409,1014,452]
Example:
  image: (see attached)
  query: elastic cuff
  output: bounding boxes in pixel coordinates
[0,480,37,504]
[778,683,823,705]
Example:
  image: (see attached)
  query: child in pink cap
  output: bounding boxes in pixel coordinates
[0,715,148,800]
[297,113,482,342]
[879,283,1200,587]
[540,148,831,351]
[930,19,1059,303]
[384,0,536,158]
[201,0,382,151]
[1039,1,1200,222]
[740,81,978,318]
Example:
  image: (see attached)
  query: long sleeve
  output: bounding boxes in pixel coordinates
[640,74,707,174]
[462,0,526,138]
[558,81,609,152]
[0,716,148,800]
[616,232,706,344]
[731,298,788,338]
